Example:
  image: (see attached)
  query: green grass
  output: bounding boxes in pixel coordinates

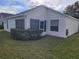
[0,30,79,59]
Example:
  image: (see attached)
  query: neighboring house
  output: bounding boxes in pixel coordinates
[0,13,13,25]
[4,5,79,38]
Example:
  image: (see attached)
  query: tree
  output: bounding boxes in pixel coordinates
[64,1,79,19]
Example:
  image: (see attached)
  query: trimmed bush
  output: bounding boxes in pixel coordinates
[11,29,26,40]
[10,29,43,41]
[27,29,43,40]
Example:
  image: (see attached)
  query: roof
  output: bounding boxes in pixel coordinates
[0,13,14,18]
[5,5,79,21]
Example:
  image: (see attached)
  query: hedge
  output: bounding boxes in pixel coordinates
[10,29,43,41]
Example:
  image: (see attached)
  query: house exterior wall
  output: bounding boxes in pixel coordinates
[3,6,67,38]
[4,19,15,32]
[25,6,47,36]
[46,9,67,38]
[3,6,79,38]
[25,7,72,37]
[66,17,79,37]
[4,6,48,35]
[4,16,26,32]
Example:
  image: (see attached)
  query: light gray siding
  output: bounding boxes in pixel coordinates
[25,6,47,30]
[4,19,15,32]
[24,6,47,36]
[66,17,79,37]
[4,16,26,32]
[46,9,66,38]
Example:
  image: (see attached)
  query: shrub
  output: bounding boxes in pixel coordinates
[0,25,4,29]
[11,29,25,40]
[10,29,43,41]
[27,29,43,40]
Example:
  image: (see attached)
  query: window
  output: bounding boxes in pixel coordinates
[40,21,44,29]
[16,19,25,30]
[30,19,39,30]
[40,20,46,32]
[50,20,59,31]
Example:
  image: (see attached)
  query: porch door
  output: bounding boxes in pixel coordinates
[30,19,39,30]
[16,19,25,30]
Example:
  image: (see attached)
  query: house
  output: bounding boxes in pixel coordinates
[4,5,79,38]
[0,13,14,25]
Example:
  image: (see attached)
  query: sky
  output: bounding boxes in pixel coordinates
[0,0,78,14]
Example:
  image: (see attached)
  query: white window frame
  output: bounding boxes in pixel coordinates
[50,20,59,32]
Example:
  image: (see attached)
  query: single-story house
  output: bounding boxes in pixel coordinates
[4,5,79,38]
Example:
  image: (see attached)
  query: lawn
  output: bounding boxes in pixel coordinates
[0,30,79,59]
